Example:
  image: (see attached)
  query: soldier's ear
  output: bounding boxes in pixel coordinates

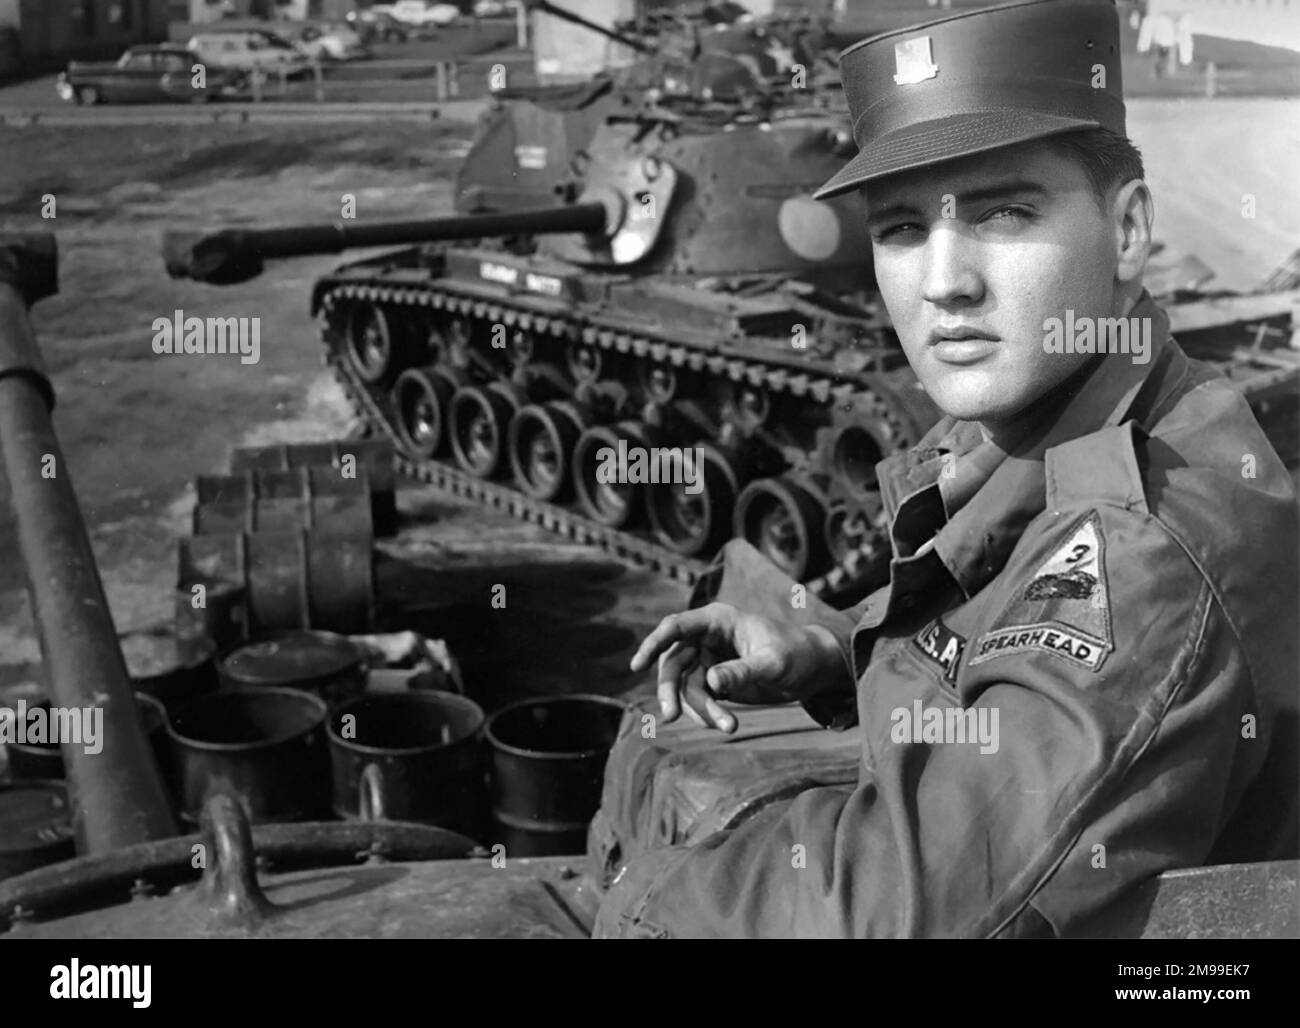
[1112,178,1153,286]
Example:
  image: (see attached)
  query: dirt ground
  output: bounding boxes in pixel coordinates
[0,97,1296,702]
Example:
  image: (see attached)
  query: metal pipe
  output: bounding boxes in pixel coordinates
[0,275,178,853]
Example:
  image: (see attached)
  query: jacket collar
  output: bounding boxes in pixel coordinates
[876,291,1174,598]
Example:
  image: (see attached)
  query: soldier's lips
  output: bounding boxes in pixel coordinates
[929,336,999,365]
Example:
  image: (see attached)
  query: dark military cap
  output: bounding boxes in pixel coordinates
[815,0,1126,199]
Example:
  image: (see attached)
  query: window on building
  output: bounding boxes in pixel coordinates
[72,0,96,36]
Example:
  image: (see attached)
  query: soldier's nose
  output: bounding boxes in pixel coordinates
[920,223,983,308]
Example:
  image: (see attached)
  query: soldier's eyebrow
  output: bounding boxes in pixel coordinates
[866,180,1049,228]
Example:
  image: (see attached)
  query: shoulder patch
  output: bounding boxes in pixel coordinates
[1024,517,1106,602]
[974,512,1114,674]
[911,616,965,684]
[970,621,1109,672]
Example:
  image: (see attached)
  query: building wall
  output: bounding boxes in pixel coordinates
[182,0,272,25]
[15,0,171,63]
[180,0,351,24]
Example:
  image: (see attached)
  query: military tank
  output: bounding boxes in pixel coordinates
[166,103,939,604]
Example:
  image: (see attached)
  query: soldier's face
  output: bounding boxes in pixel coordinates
[865,141,1121,426]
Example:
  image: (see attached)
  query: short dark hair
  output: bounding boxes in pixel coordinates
[1041,128,1146,205]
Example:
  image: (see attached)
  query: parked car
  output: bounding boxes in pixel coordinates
[345,9,410,43]
[187,30,313,79]
[282,22,370,61]
[388,2,458,30]
[423,3,463,24]
[56,45,246,105]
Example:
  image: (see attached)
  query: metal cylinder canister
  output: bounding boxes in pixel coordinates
[485,695,628,857]
[178,531,374,635]
[230,439,396,537]
[0,780,74,881]
[328,692,486,836]
[2,697,63,780]
[174,577,248,653]
[218,631,366,708]
[167,687,332,826]
[192,467,374,538]
[120,624,219,710]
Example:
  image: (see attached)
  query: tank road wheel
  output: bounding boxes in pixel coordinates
[824,500,866,565]
[449,384,521,479]
[829,424,885,500]
[392,366,466,459]
[566,342,603,385]
[509,402,587,502]
[733,477,830,582]
[347,303,397,384]
[640,364,678,405]
[645,444,739,558]
[823,497,883,566]
[573,422,654,528]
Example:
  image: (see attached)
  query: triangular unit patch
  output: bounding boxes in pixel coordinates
[971,512,1114,674]
[1025,517,1106,604]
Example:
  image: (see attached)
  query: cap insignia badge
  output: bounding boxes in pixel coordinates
[893,36,939,86]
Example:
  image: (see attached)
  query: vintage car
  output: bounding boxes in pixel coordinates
[385,2,460,31]
[187,30,314,79]
[56,45,246,105]
[346,8,412,43]
[280,22,371,62]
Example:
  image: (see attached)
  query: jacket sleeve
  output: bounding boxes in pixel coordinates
[593,504,1274,938]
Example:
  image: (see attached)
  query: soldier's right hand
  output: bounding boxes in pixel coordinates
[629,602,851,733]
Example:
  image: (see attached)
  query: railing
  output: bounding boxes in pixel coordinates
[240,53,534,104]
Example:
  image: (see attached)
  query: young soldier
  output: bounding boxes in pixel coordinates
[593,0,1298,938]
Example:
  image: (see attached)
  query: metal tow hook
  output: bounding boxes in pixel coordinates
[195,792,275,927]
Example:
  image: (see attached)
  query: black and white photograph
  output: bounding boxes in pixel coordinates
[0,0,1296,975]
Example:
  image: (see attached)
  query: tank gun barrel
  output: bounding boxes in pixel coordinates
[164,202,611,286]
[0,233,178,853]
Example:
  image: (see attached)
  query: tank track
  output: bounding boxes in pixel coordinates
[313,266,931,603]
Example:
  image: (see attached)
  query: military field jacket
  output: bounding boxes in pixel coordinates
[594,293,1299,938]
